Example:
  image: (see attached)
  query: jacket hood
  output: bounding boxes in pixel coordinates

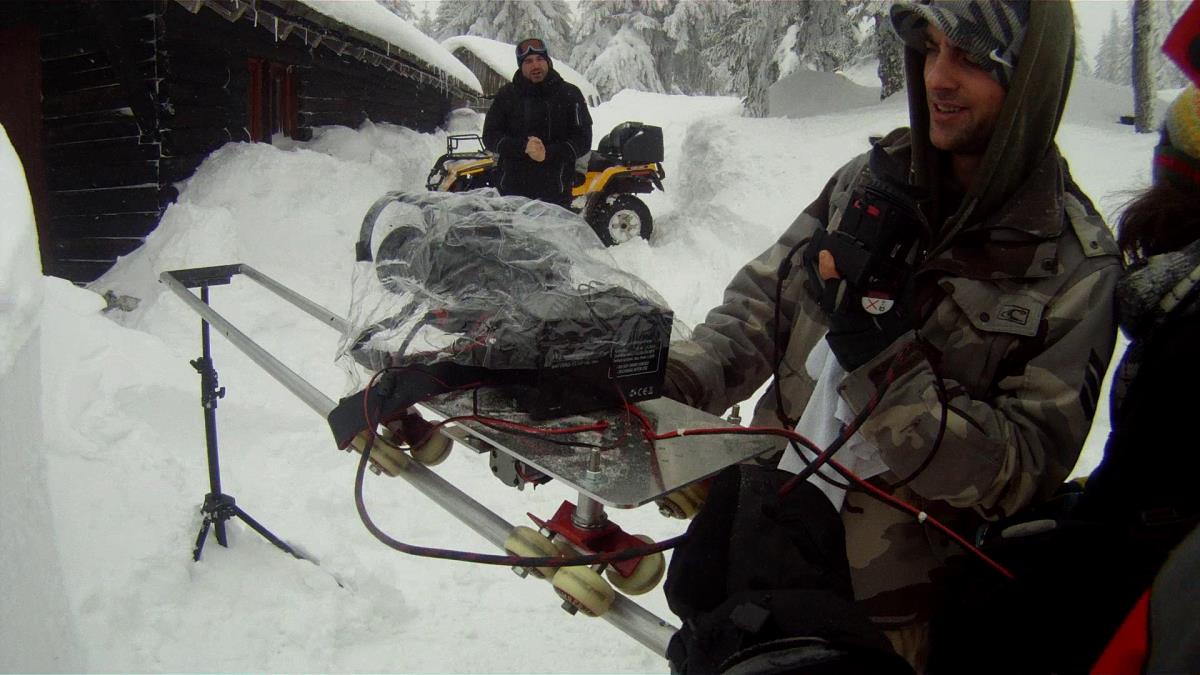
[902,1,1075,249]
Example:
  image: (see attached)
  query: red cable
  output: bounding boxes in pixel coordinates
[621,395,1014,580]
[834,459,1016,581]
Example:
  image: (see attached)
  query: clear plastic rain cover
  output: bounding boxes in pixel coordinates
[338,190,679,397]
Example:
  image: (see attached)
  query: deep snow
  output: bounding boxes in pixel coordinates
[1,72,1160,672]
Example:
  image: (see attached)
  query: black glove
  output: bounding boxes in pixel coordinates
[803,148,925,371]
[818,272,913,372]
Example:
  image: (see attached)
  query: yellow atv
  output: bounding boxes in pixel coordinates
[426,122,665,246]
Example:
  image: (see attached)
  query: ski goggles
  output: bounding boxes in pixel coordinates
[516,38,548,61]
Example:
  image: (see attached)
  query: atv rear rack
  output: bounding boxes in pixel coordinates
[160,263,677,656]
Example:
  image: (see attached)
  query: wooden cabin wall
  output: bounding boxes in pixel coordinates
[37,1,161,283]
[161,1,452,160]
[450,49,508,101]
[14,0,463,284]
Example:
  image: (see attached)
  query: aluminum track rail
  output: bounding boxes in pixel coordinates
[160,263,678,656]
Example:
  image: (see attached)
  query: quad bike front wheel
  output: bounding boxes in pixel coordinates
[589,194,653,246]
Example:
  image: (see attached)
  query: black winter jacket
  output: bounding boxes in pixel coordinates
[482,69,592,205]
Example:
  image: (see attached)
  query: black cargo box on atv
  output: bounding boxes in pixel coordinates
[598,122,664,165]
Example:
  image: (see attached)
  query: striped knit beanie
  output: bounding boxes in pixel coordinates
[890,0,1030,89]
[1155,85,1200,190]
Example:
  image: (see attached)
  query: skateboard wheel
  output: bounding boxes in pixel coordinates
[605,535,665,595]
[553,565,614,617]
[409,431,453,466]
[504,526,562,579]
[346,431,409,476]
[657,488,700,519]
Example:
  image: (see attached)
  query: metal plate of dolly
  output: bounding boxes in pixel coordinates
[418,387,777,508]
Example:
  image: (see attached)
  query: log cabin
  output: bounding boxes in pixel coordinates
[0,0,481,283]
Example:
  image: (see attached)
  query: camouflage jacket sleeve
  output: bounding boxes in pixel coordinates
[665,170,842,416]
[838,201,1121,519]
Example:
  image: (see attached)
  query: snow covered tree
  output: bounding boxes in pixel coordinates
[489,1,574,52]
[433,0,572,51]
[1074,11,1092,78]
[701,0,755,97]
[572,0,668,99]
[434,0,491,39]
[417,4,436,36]
[1153,0,1190,89]
[734,1,860,117]
[1132,0,1155,133]
[743,1,793,117]
[377,0,415,22]
[858,0,904,99]
[790,1,860,74]
[1094,9,1132,84]
[662,0,719,94]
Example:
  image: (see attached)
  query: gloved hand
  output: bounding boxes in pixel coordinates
[813,248,913,371]
[802,155,924,372]
[826,306,911,372]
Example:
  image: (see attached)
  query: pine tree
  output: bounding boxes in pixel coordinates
[743,1,792,117]
[1132,0,1155,132]
[490,0,574,53]
[418,5,436,36]
[858,0,904,99]
[433,0,573,56]
[377,0,416,22]
[434,0,492,40]
[701,0,755,97]
[1154,0,1189,88]
[662,0,719,94]
[1074,11,1092,77]
[572,0,667,99]
[1095,9,1132,84]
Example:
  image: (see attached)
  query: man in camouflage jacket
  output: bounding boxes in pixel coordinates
[663,1,1120,668]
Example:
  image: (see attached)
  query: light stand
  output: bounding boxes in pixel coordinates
[179,267,300,562]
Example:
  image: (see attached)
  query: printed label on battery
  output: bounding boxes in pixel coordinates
[613,337,660,377]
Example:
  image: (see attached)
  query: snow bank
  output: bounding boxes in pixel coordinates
[768,68,891,119]
[1065,74,1172,127]
[0,127,82,672]
[0,126,42,375]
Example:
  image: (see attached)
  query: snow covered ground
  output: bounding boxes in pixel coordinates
[2,74,1159,672]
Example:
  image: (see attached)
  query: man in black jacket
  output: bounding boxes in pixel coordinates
[482,38,592,208]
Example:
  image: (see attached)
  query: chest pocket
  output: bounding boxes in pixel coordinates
[928,277,1048,398]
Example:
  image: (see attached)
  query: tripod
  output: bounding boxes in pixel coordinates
[186,278,300,562]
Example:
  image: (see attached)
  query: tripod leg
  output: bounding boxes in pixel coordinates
[193,517,213,562]
[233,506,302,559]
[215,518,228,548]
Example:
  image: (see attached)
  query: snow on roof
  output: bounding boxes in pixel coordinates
[441,35,599,102]
[296,0,482,94]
